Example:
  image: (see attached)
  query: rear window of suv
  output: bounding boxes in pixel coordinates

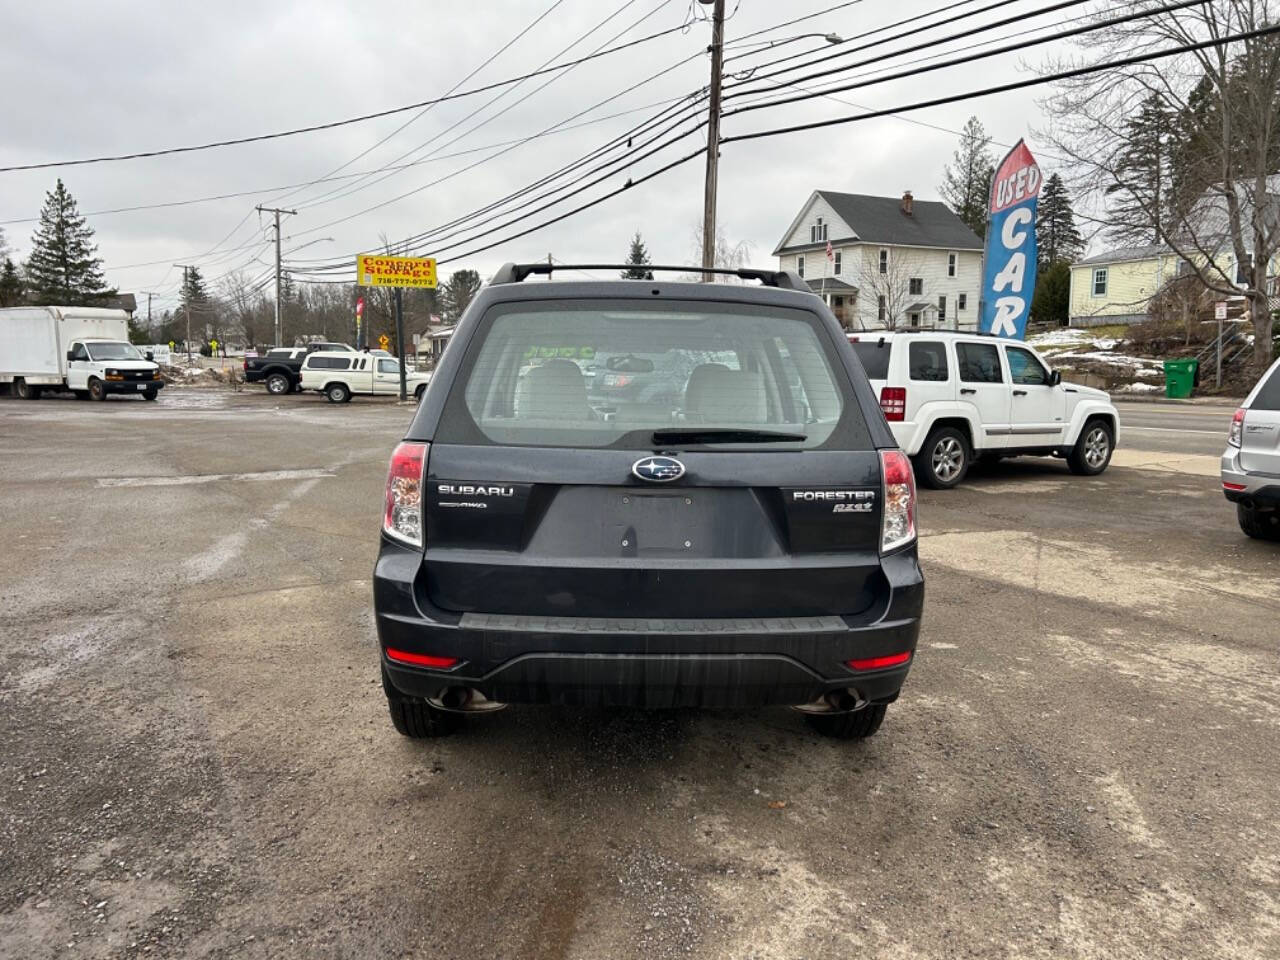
[439,299,867,450]
[1253,365,1280,410]
[849,339,890,380]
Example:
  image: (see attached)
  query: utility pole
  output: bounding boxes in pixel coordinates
[256,205,297,346]
[173,265,195,364]
[394,288,407,402]
[139,291,157,331]
[699,0,726,278]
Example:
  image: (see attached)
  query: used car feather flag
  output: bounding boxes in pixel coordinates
[980,140,1041,339]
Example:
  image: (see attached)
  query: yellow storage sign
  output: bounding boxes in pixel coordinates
[357,254,437,289]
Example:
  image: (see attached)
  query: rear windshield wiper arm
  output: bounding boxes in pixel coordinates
[651,428,808,445]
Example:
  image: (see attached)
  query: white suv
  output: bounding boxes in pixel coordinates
[300,350,431,403]
[1222,356,1280,540]
[848,331,1119,489]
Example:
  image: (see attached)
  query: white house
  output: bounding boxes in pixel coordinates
[773,190,984,330]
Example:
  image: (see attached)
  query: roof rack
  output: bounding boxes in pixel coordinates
[852,326,1008,338]
[489,262,809,291]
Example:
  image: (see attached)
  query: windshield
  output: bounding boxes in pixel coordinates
[440,299,864,450]
[87,341,143,361]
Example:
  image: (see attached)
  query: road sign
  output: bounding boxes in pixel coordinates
[378,334,390,350]
[357,254,437,289]
[168,340,176,350]
[1215,301,1228,320]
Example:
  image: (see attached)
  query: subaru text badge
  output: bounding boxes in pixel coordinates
[632,456,686,483]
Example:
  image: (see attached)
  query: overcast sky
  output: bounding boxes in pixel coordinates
[0,0,1068,312]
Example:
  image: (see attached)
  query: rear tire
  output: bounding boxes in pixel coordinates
[14,378,41,400]
[265,372,291,395]
[326,383,351,404]
[88,378,107,401]
[1238,503,1280,541]
[1068,419,1113,476]
[914,427,969,489]
[805,703,888,740]
[382,667,459,738]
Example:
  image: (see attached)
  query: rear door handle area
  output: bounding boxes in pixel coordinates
[960,388,977,395]
[1013,389,1028,396]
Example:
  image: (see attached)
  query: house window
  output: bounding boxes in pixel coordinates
[938,295,947,324]
[1177,259,1193,277]
[958,293,968,311]
[948,252,957,277]
[909,277,924,296]
[877,295,886,323]
[1237,254,1253,284]
[810,218,827,243]
[879,249,888,274]
[833,251,842,275]
[797,255,805,278]
[1092,268,1108,296]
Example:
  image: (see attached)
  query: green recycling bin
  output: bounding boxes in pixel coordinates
[1163,358,1198,399]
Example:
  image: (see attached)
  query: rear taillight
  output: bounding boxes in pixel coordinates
[879,386,907,421]
[1228,408,1245,447]
[880,449,916,553]
[384,441,427,546]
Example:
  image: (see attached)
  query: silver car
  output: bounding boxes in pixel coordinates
[1222,356,1280,540]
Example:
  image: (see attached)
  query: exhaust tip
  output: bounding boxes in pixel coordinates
[428,687,508,714]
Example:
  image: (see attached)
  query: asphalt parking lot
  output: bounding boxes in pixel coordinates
[2,388,1277,960]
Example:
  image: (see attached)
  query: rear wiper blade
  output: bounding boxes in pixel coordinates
[651,428,808,444]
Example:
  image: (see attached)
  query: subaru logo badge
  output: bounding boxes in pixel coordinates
[632,456,686,483]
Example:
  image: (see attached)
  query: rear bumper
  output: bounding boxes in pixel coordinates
[1221,449,1280,506]
[374,540,924,709]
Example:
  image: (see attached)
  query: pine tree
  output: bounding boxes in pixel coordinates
[1105,96,1171,245]
[0,258,24,307]
[181,265,209,307]
[1030,260,1072,326]
[939,117,995,239]
[24,179,113,305]
[1035,173,1083,269]
[441,269,482,322]
[621,231,654,279]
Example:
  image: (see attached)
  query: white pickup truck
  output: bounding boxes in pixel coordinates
[0,306,164,401]
[848,330,1119,489]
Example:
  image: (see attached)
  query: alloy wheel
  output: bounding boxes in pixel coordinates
[932,436,964,482]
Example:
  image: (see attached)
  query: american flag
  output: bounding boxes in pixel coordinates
[825,239,834,262]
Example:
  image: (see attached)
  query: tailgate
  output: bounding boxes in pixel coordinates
[422,445,887,620]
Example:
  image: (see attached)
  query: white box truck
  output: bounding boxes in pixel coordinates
[0,306,164,401]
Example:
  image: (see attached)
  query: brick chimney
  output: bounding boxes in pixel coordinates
[901,190,914,216]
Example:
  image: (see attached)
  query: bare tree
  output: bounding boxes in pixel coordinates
[1040,0,1280,370]
[686,221,753,280]
[862,250,934,330]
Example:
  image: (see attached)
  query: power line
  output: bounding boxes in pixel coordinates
[721,23,1280,145]
[0,13,700,174]
[725,0,1078,94]
[261,0,572,210]
[0,97,694,226]
[317,23,1280,274]
[292,0,666,211]
[723,0,1206,115]
[289,0,1157,274]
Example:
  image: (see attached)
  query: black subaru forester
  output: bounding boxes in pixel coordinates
[374,264,923,741]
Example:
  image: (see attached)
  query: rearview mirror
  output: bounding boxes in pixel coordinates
[605,354,655,373]
[1049,369,1062,386]
[145,351,155,362]
[67,350,75,362]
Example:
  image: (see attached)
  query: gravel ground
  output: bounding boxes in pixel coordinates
[1,388,1278,959]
